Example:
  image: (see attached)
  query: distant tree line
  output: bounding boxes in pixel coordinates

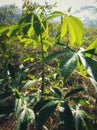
[0,4,22,24]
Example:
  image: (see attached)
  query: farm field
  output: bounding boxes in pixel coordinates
[0,1,97,130]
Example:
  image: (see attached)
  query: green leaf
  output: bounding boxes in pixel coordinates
[61,15,68,38]
[19,13,33,24]
[85,38,97,57]
[15,98,22,116]
[47,11,64,20]
[20,108,35,123]
[44,49,67,62]
[69,16,83,46]
[15,104,35,130]
[84,49,97,56]
[0,24,9,34]
[51,87,62,98]
[60,52,78,80]
[77,60,87,77]
[60,102,73,130]
[35,100,58,128]
[18,13,34,36]
[67,17,76,46]
[64,88,84,99]
[79,54,97,81]
[23,57,34,62]
[22,24,31,36]
[86,38,97,51]
[7,25,18,37]
[33,14,41,36]
[34,100,51,113]
[7,23,31,37]
[27,26,34,37]
[15,111,28,130]
[72,99,89,106]
[41,19,47,34]
[73,104,94,130]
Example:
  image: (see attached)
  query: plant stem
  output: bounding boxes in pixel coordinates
[40,34,45,95]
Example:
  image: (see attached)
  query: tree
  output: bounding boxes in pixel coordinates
[0,4,21,24]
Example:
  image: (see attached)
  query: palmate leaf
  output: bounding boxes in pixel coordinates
[20,108,35,123]
[15,97,35,130]
[73,105,94,130]
[15,107,35,130]
[60,52,78,80]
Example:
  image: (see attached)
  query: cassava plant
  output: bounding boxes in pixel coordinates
[0,4,97,130]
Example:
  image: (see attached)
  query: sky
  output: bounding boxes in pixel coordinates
[0,0,97,13]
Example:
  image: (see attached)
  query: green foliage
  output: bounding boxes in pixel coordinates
[0,3,97,130]
[64,88,84,99]
[33,14,41,36]
[0,24,9,33]
[34,100,58,129]
[73,104,94,130]
[15,98,35,130]
[78,47,97,92]
[61,14,83,47]
[60,102,74,130]
[60,52,78,80]
[0,4,21,24]
[44,49,68,62]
